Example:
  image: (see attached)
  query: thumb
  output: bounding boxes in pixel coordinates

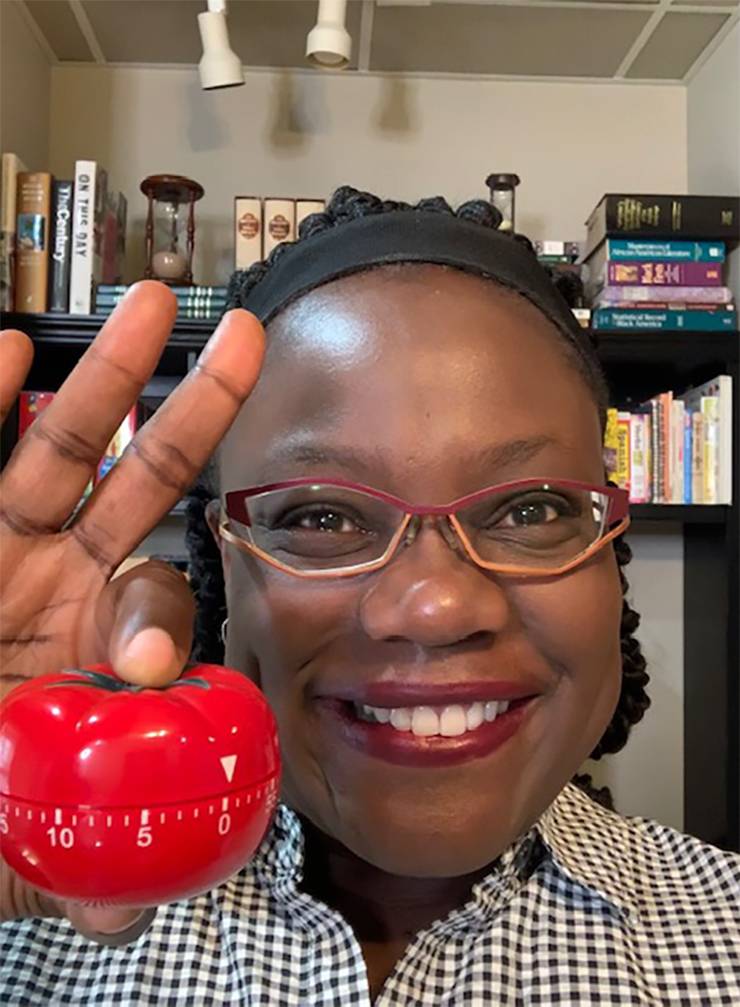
[97,559,196,687]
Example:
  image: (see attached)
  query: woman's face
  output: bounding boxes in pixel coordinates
[217,265,623,877]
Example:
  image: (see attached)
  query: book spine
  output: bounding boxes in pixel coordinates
[97,284,228,296]
[691,411,704,503]
[660,393,672,503]
[648,399,659,503]
[604,239,725,263]
[263,198,296,256]
[604,261,724,286]
[629,414,649,503]
[603,407,619,483]
[0,152,27,310]
[597,285,731,306]
[15,172,53,313]
[48,180,74,312]
[683,409,692,504]
[93,168,108,287]
[593,308,736,331]
[95,406,138,484]
[69,161,97,314]
[234,196,263,269]
[701,397,720,504]
[18,390,55,437]
[295,199,326,237]
[596,195,739,240]
[616,412,631,494]
[673,400,685,503]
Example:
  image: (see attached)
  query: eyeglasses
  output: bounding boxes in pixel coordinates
[219,477,630,580]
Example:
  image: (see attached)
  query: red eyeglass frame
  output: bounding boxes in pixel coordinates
[220,477,631,579]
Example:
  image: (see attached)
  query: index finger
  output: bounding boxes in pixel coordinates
[70,308,265,570]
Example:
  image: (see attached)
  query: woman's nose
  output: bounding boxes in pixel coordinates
[358,525,511,647]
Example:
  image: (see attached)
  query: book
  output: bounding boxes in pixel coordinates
[585,194,739,257]
[48,180,74,312]
[295,199,326,236]
[595,285,732,306]
[234,196,263,269]
[95,406,138,484]
[629,412,650,504]
[691,411,704,503]
[69,160,99,314]
[95,292,226,307]
[670,399,685,504]
[683,409,692,504]
[15,172,53,313]
[603,408,619,482]
[18,390,55,436]
[534,240,581,260]
[585,240,725,279]
[101,190,127,284]
[615,412,631,493]
[0,152,27,310]
[680,375,732,504]
[97,283,227,297]
[263,198,295,256]
[592,308,736,331]
[592,261,723,288]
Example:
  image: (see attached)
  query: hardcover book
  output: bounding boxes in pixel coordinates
[596,286,732,306]
[48,180,74,312]
[235,196,263,269]
[0,152,27,310]
[599,261,723,287]
[15,171,53,313]
[593,308,736,332]
[295,199,326,237]
[69,160,99,314]
[263,198,296,256]
[585,240,725,276]
[585,194,739,257]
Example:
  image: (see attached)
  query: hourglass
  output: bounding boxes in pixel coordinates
[141,174,204,285]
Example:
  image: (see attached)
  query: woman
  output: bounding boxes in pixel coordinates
[1,188,738,1004]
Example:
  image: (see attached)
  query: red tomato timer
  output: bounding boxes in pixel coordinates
[0,664,281,908]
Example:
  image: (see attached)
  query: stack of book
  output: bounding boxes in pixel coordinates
[582,194,738,332]
[605,375,732,504]
[1,153,127,315]
[95,284,227,321]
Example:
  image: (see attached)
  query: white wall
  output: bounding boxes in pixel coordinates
[49,65,688,284]
[0,0,51,169]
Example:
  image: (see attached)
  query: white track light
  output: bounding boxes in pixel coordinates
[306,0,352,69]
[198,0,244,90]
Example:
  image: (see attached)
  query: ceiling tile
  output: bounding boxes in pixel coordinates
[25,0,95,61]
[370,4,652,76]
[81,0,363,69]
[626,11,730,77]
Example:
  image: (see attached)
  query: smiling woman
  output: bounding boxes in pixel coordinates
[2,187,739,1006]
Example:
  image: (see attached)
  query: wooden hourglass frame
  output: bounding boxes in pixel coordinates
[140,174,204,286]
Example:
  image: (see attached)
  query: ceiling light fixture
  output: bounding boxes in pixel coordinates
[306,0,352,70]
[198,0,244,90]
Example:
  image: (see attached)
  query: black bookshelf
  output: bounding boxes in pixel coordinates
[2,311,739,853]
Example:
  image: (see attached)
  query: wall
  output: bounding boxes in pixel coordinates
[0,0,51,169]
[687,23,740,297]
[49,64,688,283]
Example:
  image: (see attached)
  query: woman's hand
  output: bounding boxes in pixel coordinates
[0,281,265,940]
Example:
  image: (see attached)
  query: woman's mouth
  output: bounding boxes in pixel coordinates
[316,695,536,767]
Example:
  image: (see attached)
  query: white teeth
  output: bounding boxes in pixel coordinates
[353,699,511,736]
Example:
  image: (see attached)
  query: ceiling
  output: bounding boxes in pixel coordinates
[17,0,740,83]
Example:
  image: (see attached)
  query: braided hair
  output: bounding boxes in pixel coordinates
[185,186,650,811]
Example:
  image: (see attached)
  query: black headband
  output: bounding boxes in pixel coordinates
[242,210,584,347]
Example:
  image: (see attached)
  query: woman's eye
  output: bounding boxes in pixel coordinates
[289,508,362,534]
[500,497,565,527]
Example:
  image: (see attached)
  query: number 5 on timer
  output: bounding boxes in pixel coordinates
[0,665,281,908]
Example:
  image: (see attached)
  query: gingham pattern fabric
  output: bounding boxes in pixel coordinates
[2,782,739,1005]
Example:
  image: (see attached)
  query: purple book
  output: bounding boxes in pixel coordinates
[604,261,723,286]
[598,285,732,305]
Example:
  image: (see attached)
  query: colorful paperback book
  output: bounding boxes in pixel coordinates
[683,410,692,504]
[598,261,723,287]
[615,412,631,493]
[691,412,704,503]
[596,286,732,306]
[603,408,619,482]
[629,412,650,503]
[680,376,732,503]
[593,308,736,332]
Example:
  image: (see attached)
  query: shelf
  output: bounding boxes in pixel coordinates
[629,504,730,524]
[0,311,214,349]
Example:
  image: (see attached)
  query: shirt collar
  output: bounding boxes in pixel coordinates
[247,782,632,932]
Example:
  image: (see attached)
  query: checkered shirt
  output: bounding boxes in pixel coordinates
[2,782,739,1005]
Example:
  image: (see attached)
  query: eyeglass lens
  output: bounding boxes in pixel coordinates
[230,483,610,572]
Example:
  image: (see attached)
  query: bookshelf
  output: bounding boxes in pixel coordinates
[1,310,739,853]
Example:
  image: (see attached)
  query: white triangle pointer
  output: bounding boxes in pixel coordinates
[220,755,237,782]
